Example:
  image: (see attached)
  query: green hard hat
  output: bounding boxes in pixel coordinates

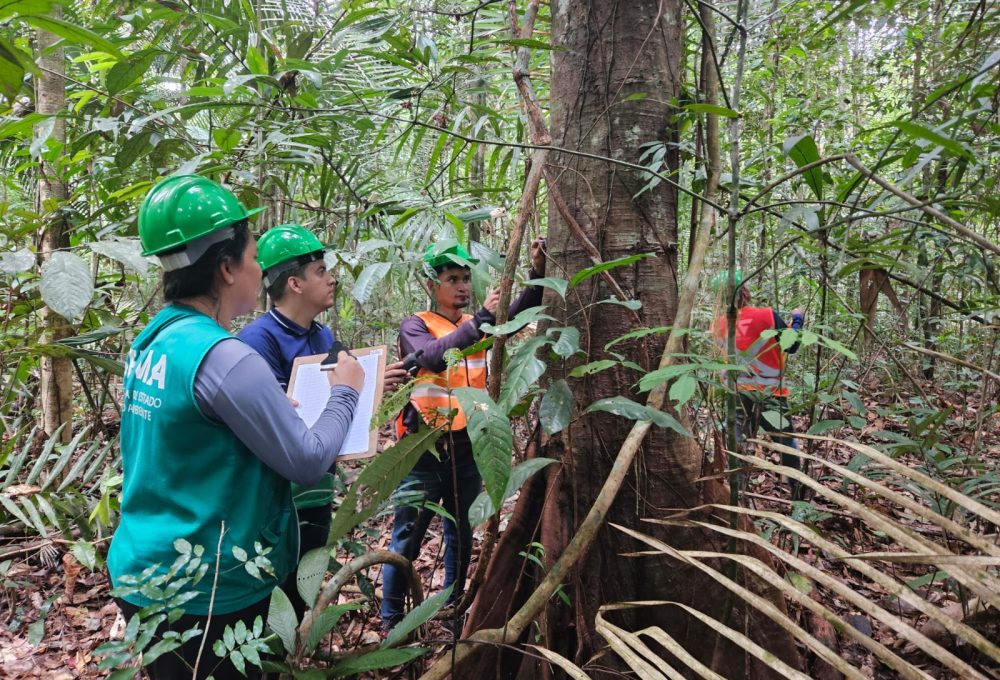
[710,269,742,291]
[424,242,478,275]
[138,175,263,269]
[257,224,326,285]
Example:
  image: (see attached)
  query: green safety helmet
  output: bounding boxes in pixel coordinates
[138,175,263,271]
[710,269,743,292]
[257,224,326,286]
[424,242,478,278]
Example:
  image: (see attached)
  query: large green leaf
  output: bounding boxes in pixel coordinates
[782,134,823,201]
[40,251,93,321]
[0,248,34,274]
[89,239,150,275]
[303,602,361,653]
[550,327,580,358]
[890,121,972,160]
[351,262,391,304]
[266,587,297,654]
[480,305,554,336]
[22,15,124,58]
[0,0,51,21]
[0,37,33,102]
[106,50,158,95]
[330,647,429,676]
[295,548,330,611]
[527,276,569,298]
[382,584,453,648]
[468,457,559,526]
[570,253,655,287]
[327,427,440,542]
[539,379,572,435]
[497,336,549,412]
[454,387,512,511]
[585,396,691,436]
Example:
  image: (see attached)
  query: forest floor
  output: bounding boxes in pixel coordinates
[2,375,998,679]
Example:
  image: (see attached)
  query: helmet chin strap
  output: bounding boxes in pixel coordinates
[158,226,235,272]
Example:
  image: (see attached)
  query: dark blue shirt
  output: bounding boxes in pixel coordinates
[238,308,334,388]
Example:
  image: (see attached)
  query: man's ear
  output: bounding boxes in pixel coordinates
[286,275,304,295]
[422,278,436,297]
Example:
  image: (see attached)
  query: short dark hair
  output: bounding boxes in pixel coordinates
[163,220,250,302]
[432,263,470,277]
[266,263,309,301]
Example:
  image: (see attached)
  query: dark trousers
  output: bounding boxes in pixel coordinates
[280,502,332,621]
[380,460,482,628]
[115,597,270,680]
[736,392,801,471]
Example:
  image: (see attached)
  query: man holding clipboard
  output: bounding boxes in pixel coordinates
[239,224,409,618]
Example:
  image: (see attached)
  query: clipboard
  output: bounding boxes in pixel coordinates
[286,345,387,460]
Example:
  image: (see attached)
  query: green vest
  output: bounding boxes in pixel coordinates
[108,306,297,615]
[290,475,336,510]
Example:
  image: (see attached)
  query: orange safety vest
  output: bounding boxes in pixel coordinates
[395,311,487,437]
[713,306,789,397]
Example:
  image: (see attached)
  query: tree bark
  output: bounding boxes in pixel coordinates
[36,8,74,444]
[461,1,798,677]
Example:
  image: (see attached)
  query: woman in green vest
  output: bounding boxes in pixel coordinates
[107,175,364,680]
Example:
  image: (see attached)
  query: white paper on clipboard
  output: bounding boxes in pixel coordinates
[287,346,386,459]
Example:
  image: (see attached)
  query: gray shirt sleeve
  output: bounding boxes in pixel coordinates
[194,339,359,487]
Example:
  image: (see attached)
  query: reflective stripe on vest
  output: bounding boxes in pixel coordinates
[714,306,789,396]
[408,311,487,431]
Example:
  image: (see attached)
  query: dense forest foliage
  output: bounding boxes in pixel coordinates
[1,0,998,678]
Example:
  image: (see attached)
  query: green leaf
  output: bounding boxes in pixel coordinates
[328,427,440,542]
[0,37,32,102]
[480,306,554,336]
[669,375,697,407]
[351,262,391,304]
[382,585,453,648]
[820,336,857,361]
[454,388,512,511]
[0,1,53,22]
[106,50,158,95]
[585,396,691,436]
[527,276,569,298]
[787,571,813,595]
[550,327,580,358]
[539,380,572,435]
[497,337,548,412]
[782,134,823,201]
[115,130,153,172]
[303,603,361,653]
[295,548,329,611]
[778,328,799,351]
[570,253,654,287]
[266,587,298,654]
[246,45,268,75]
[456,206,499,223]
[89,238,150,275]
[468,458,558,525]
[70,539,97,571]
[40,252,93,322]
[807,419,844,435]
[212,128,241,153]
[330,647,429,676]
[106,669,140,680]
[22,15,123,58]
[568,359,618,378]
[683,103,740,118]
[890,121,972,160]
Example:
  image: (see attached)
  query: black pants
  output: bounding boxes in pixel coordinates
[115,596,270,680]
[736,392,801,471]
[280,502,332,622]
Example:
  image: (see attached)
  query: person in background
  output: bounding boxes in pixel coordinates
[108,176,364,680]
[711,270,805,490]
[238,223,409,619]
[380,238,546,631]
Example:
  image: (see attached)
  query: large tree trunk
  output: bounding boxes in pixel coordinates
[464,1,798,677]
[36,9,74,443]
